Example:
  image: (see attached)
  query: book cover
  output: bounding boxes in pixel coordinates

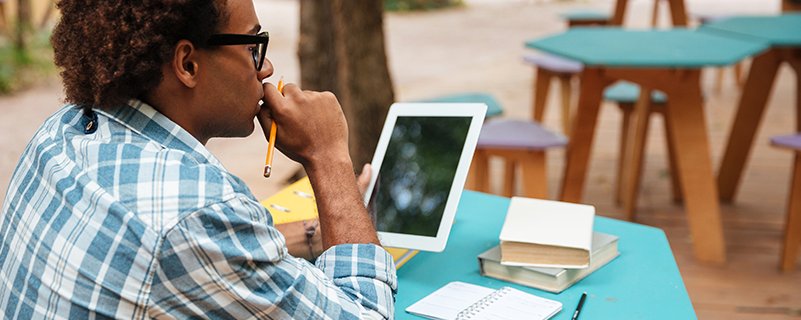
[260,177,417,268]
[498,197,595,268]
[478,232,619,293]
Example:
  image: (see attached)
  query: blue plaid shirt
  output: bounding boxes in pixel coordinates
[0,100,397,319]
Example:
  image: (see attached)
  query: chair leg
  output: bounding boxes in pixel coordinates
[522,151,549,199]
[533,68,553,122]
[558,74,573,136]
[503,160,517,197]
[734,62,745,88]
[782,152,801,273]
[662,108,683,203]
[616,103,634,205]
[469,149,490,193]
[623,88,653,221]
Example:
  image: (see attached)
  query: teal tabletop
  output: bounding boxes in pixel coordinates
[699,13,801,46]
[525,28,767,67]
[395,191,698,320]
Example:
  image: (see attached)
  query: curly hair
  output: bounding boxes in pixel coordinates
[51,0,228,112]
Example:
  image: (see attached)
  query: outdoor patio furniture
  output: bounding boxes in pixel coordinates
[770,133,801,273]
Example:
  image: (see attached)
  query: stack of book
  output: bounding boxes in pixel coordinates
[478,197,620,293]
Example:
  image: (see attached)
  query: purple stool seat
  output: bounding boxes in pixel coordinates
[477,118,568,150]
[471,118,567,199]
[772,134,801,150]
[770,132,801,273]
[522,54,583,74]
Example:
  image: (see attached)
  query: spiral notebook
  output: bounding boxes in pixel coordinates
[406,281,562,320]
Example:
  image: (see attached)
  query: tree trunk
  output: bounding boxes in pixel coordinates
[16,0,32,50]
[298,0,340,95]
[331,0,395,171]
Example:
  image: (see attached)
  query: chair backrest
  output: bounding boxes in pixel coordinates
[419,92,504,118]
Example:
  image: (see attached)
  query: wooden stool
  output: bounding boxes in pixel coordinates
[771,134,801,273]
[524,54,583,136]
[604,81,681,220]
[469,118,567,199]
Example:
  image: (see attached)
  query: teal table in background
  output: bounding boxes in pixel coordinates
[697,14,801,205]
[525,28,766,265]
[395,191,697,320]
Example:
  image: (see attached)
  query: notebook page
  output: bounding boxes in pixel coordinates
[406,281,496,320]
[458,287,562,320]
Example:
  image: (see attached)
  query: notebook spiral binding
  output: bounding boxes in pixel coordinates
[455,287,511,319]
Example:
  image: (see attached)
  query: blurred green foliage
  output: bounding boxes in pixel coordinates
[384,0,463,12]
[0,30,55,95]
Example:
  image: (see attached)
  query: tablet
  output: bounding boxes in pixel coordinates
[363,102,486,252]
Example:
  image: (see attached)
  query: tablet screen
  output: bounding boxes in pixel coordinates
[373,116,473,236]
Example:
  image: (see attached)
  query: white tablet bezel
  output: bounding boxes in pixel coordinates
[363,102,486,252]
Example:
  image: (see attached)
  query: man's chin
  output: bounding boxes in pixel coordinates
[217,123,256,139]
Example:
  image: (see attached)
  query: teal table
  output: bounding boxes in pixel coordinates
[396,191,697,320]
[698,14,801,203]
[526,28,767,265]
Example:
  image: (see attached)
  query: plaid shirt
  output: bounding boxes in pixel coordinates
[0,100,397,319]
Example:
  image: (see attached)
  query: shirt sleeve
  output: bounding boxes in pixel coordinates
[147,196,398,319]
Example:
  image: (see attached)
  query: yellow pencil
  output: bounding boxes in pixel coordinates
[265,77,283,178]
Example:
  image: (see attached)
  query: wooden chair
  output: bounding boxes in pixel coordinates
[770,134,801,273]
[425,93,566,199]
[524,54,583,137]
[470,118,567,199]
[604,81,682,220]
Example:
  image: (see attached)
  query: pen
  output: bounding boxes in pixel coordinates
[264,77,283,178]
[571,292,587,320]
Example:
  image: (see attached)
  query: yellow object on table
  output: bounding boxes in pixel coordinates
[260,177,418,268]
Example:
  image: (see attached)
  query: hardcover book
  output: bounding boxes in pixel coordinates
[479,232,619,293]
[499,197,595,268]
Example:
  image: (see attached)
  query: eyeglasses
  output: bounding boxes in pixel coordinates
[206,31,269,71]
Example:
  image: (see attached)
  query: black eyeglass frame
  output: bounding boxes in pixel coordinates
[206,31,269,71]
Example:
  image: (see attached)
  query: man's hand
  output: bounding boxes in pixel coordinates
[259,82,380,250]
[357,163,372,196]
[258,82,350,167]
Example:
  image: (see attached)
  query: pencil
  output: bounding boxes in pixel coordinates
[264,77,283,178]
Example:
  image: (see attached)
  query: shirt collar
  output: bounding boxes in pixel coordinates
[97,99,226,169]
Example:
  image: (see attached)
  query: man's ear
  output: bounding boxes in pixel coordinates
[172,40,200,88]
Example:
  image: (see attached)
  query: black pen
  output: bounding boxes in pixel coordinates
[571,292,587,320]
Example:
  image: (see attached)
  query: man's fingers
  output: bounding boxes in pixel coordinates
[357,163,372,196]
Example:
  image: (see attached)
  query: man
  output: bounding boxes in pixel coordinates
[0,0,396,318]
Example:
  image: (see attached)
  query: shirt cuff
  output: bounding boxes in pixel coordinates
[316,244,398,318]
